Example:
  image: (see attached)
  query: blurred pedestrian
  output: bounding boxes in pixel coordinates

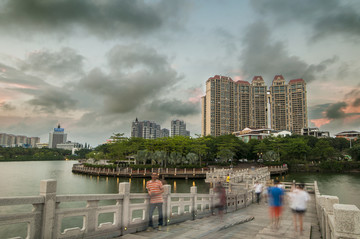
[214,182,226,220]
[268,179,285,229]
[146,173,164,231]
[253,181,263,204]
[289,183,310,235]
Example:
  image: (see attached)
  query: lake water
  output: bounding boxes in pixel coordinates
[0,161,359,238]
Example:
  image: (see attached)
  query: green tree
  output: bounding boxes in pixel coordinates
[348,144,360,161]
[312,139,336,160]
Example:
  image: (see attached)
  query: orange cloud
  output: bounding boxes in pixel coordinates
[233,75,243,81]
[344,115,360,123]
[188,87,203,103]
[2,82,37,90]
[310,118,331,127]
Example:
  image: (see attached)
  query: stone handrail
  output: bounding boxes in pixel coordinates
[0,179,256,239]
[314,181,360,239]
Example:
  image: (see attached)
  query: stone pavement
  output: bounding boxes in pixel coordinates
[118,194,321,239]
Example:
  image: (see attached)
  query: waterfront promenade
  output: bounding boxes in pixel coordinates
[118,194,319,239]
[72,164,288,179]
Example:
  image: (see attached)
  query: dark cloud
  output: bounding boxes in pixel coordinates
[240,22,337,82]
[19,48,84,77]
[214,28,238,55]
[27,89,78,113]
[325,102,347,119]
[251,0,360,41]
[353,98,360,107]
[79,44,181,114]
[308,103,330,119]
[148,99,200,116]
[0,102,16,111]
[0,0,187,39]
[0,63,46,87]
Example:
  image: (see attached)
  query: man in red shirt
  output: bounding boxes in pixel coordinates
[146,172,164,231]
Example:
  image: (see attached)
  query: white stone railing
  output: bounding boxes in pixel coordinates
[0,179,255,239]
[205,167,271,192]
[314,181,360,239]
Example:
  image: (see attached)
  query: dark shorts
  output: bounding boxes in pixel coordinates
[292,209,306,214]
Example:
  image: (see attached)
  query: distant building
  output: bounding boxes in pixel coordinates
[160,128,170,138]
[302,128,330,138]
[36,143,49,148]
[288,78,308,134]
[250,76,268,129]
[335,131,360,141]
[131,118,165,139]
[233,127,292,143]
[171,120,190,136]
[272,130,292,137]
[48,124,67,148]
[202,74,308,136]
[233,128,273,143]
[56,142,83,151]
[0,133,40,147]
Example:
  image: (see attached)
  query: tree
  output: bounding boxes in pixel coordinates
[185,152,199,165]
[283,137,311,160]
[312,139,336,160]
[253,141,267,161]
[217,148,235,163]
[348,144,360,161]
[136,150,151,165]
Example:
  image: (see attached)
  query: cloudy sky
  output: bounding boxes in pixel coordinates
[0,0,360,146]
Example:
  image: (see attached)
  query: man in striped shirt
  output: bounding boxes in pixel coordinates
[146,172,164,231]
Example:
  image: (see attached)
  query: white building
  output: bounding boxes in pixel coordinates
[48,124,67,148]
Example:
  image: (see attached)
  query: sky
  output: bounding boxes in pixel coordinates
[0,0,360,147]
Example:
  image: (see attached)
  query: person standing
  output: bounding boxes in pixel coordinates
[214,182,226,220]
[268,179,285,229]
[146,173,164,231]
[253,181,263,204]
[289,183,310,234]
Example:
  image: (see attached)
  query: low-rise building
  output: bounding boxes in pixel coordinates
[302,128,330,138]
[335,131,360,140]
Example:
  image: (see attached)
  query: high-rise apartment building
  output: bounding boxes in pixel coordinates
[160,128,170,138]
[202,74,308,136]
[0,133,40,147]
[288,79,308,134]
[171,119,190,136]
[202,75,268,136]
[131,118,167,139]
[203,75,234,136]
[234,80,251,132]
[48,124,67,148]
[269,75,289,131]
[250,76,268,128]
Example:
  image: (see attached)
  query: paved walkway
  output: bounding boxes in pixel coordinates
[118,195,321,239]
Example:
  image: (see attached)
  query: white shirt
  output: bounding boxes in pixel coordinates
[254,183,263,193]
[289,189,310,210]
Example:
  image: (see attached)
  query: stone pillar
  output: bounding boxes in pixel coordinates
[119,182,130,235]
[86,200,99,233]
[334,204,360,237]
[191,186,197,220]
[323,195,339,239]
[40,179,57,239]
[163,185,171,225]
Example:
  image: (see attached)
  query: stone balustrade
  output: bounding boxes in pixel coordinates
[314,181,360,239]
[205,167,271,192]
[0,179,255,239]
